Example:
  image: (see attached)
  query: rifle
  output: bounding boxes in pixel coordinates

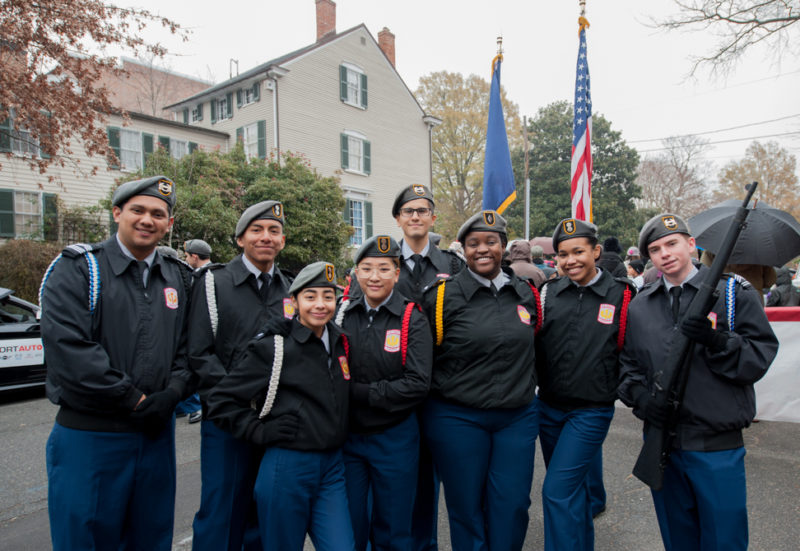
[632,182,758,490]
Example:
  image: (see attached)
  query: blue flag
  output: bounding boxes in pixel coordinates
[482,55,516,214]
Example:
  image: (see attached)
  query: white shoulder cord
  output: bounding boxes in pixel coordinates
[539,284,548,325]
[259,335,284,419]
[335,297,350,326]
[205,270,218,338]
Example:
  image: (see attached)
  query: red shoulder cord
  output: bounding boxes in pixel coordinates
[400,302,419,366]
[616,287,632,351]
[526,281,543,334]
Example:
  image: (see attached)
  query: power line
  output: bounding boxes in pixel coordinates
[636,131,800,154]
[628,113,800,144]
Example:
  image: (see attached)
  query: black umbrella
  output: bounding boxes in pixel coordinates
[688,199,800,266]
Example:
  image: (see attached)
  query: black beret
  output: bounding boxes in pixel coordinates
[603,237,622,254]
[456,210,507,243]
[288,261,337,295]
[638,213,691,259]
[235,200,285,237]
[354,235,400,265]
[184,239,212,256]
[112,175,176,212]
[391,185,435,217]
[552,218,598,251]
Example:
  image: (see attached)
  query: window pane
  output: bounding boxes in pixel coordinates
[348,136,363,172]
[346,69,360,105]
[171,140,187,160]
[348,199,364,246]
[14,192,41,237]
[120,130,142,170]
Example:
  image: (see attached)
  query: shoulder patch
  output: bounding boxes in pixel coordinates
[614,276,638,292]
[423,275,451,294]
[61,242,98,258]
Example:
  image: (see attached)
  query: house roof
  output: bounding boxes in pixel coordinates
[164,24,426,117]
[125,111,230,138]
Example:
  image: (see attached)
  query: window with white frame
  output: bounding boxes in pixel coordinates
[243,87,256,106]
[0,190,57,239]
[217,97,229,120]
[171,139,188,160]
[14,191,41,237]
[120,129,143,171]
[348,199,364,246]
[339,64,367,109]
[1,110,41,157]
[340,131,371,175]
[243,123,259,160]
[191,105,203,122]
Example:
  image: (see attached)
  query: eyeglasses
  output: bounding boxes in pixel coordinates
[399,207,433,218]
[356,266,397,278]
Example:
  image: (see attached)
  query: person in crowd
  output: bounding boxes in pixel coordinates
[626,246,641,262]
[619,213,778,551]
[184,239,212,270]
[700,250,776,303]
[507,239,546,287]
[188,201,293,550]
[339,235,433,551]
[422,210,540,551]
[207,262,355,551]
[597,237,628,278]
[627,259,646,290]
[532,244,557,279]
[535,218,636,551]
[40,175,193,550]
[767,266,800,306]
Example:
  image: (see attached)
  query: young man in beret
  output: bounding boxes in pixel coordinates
[188,200,294,551]
[40,175,194,550]
[389,184,464,551]
[618,213,778,551]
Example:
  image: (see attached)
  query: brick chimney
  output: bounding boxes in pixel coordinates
[316,0,336,41]
[378,27,396,68]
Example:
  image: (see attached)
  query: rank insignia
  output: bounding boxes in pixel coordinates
[384,329,401,352]
[597,303,615,325]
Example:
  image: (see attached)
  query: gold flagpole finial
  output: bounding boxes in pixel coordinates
[579,0,586,17]
[496,36,503,56]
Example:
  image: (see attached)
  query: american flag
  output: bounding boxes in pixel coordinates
[571,21,593,222]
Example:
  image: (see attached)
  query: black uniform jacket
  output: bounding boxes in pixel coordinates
[41,236,192,431]
[421,267,538,410]
[207,317,350,451]
[618,267,779,451]
[188,255,292,402]
[341,291,433,433]
[536,271,635,410]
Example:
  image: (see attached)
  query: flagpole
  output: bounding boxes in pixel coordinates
[523,116,530,240]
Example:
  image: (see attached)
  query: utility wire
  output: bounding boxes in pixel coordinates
[636,131,800,154]
[628,113,800,144]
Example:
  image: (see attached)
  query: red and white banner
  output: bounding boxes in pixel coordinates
[756,307,800,423]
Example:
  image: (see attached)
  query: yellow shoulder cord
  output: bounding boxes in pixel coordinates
[435,280,446,346]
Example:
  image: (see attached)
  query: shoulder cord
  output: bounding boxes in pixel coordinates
[525,281,543,334]
[400,302,418,366]
[726,276,736,332]
[258,335,284,419]
[435,281,446,346]
[335,281,351,327]
[539,284,548,326]
[616,287,632,351]
[205,270,218,338]
[39,250,100,314]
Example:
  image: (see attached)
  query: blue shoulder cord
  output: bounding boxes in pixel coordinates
[39,246,100,313]
[725,276,736,332]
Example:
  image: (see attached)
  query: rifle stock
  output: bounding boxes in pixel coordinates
[632,182,758,490]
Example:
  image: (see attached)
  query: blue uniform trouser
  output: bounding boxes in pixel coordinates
[46,419,176,551]
[192,420,262,551]
[412,402,439,551]
[254,447,356,551]
[538,399,614,551]
[175,393,201,415]
[587,449,606,516]
[423,398,539,551]
[344,413,419,551]
[651,447,748,551]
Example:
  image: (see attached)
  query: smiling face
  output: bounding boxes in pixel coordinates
[463,231,504,280]
[292,286,337,337]
[647,233,696,286]
[556,237,601,286]
[355,257,400,308]
[112,196,173,260]
[236,219,285,272]
[395,198,436,240]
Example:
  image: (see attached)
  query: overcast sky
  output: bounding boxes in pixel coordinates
[118,0,800,183]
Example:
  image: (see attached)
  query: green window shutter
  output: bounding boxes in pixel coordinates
[343,199,351,224]
[340,133,349,169]
[236,89,243,108]
[257,120,266,159]
[142,133,154,166]
[158,135,170,151]
[0,190,14,237]
[360,73,368,108]
[0,114,11,152]
[236,127,244,144]
[183,108,189,124]
[43,193,58,241]
[253,81,260,102]
[365,201,373,238]
[210,100,217,123]
[226,93,233,118]
[363,140,371,174]
[197,103,203,120]
[339,65,348,101]
[188,142,198,154]
[107,126,121,169]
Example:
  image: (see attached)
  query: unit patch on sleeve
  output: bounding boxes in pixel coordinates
[164,287,179,310]
[384,329,401,353]
[597,303,615,325]
[517,305,531,325]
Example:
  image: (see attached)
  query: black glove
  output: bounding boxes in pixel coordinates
[680,314,728,352]
[253,413,300,446]
[131,387,181,434]
[635,390,671,429]
[350,382,371,404]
